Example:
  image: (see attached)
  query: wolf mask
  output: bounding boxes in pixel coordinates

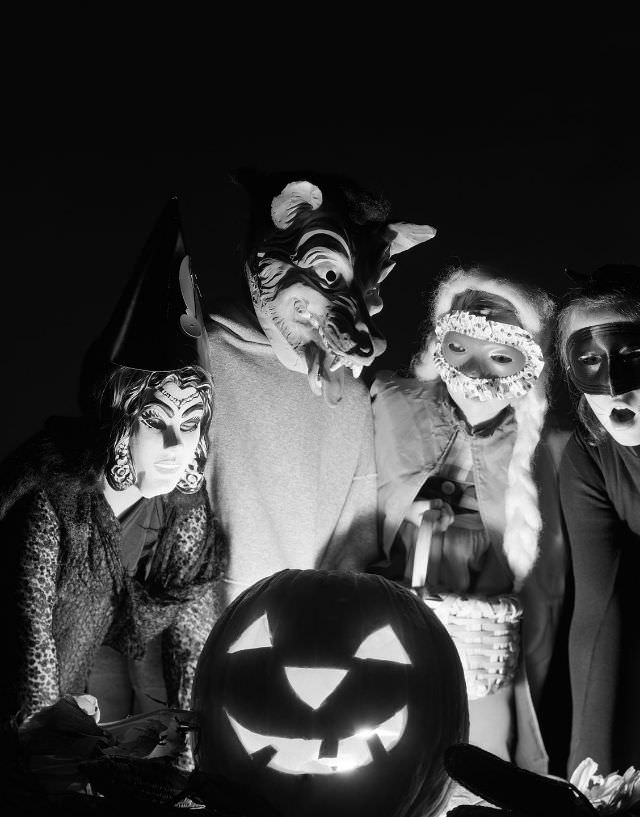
[238,171,436,406]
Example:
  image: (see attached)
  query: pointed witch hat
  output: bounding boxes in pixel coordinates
[109,196,210,373]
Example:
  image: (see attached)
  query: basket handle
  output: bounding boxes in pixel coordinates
[411,513,434,589]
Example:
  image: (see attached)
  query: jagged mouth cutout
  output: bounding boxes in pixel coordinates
[224,613,411,775]
[293,298,366,379]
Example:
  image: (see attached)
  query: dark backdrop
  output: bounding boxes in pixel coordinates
[3,81,639,461]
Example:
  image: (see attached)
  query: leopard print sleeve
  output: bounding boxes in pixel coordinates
[162,582,224,772]
[17,489,62,721]
[148,500,226,771]
[159,503,226,770]
[162,582,224,711]
[155,502,219,588]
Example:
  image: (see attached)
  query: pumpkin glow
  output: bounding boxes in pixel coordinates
[193,569,468,817]
[224,616,411,775]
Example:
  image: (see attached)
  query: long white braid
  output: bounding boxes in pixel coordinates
[504,378,547,590]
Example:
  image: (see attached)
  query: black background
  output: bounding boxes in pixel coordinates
[3,35,639,462]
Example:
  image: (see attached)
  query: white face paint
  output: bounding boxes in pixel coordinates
[584,389,640,446]
[569,308,640,446]
[128,378,204,497]
[224,617,411,775]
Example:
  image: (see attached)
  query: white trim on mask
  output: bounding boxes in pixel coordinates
[433,310,545,401]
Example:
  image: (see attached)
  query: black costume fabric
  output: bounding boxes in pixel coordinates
[444,743,597,816]
[118,495,165,577]
[0,417,226,725]
[559,428,640,775]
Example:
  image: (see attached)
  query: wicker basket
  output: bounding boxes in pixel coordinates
[418,591,523,700]
[407,515,523,700]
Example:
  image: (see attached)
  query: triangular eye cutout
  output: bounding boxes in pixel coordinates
[354,625,411,665]
[227,612,273,653]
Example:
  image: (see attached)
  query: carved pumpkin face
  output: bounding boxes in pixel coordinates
[193,570,468,817]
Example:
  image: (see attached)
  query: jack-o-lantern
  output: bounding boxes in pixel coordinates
[192,569,468,817]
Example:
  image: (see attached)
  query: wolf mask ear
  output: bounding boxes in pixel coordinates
[271,181,323,230]
[384,222,436,256]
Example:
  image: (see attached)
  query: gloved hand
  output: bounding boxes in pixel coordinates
[444,743,598,817]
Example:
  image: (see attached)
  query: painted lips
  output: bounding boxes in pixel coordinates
[610,407,637,426]
[155,460,182,473]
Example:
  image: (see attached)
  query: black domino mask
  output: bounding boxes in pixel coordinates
[566,322,640,396]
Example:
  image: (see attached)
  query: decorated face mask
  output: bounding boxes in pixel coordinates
[193,569,467,817]
[246,179,435,406]
[433,311,544,402]
[129,378,204,497]
[566,322,640,396]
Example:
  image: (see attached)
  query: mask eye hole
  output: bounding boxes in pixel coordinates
[578,353,601,366]
[354,625,411,665]
[314,261,345,288]
[228,612,273,653]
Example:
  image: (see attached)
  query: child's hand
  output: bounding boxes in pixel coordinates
[72,693,101,723]
[405,498,455,533]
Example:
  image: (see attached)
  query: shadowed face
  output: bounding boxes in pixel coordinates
[129,378,204,496]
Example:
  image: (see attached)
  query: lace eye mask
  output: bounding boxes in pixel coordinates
[433,311,544,402]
